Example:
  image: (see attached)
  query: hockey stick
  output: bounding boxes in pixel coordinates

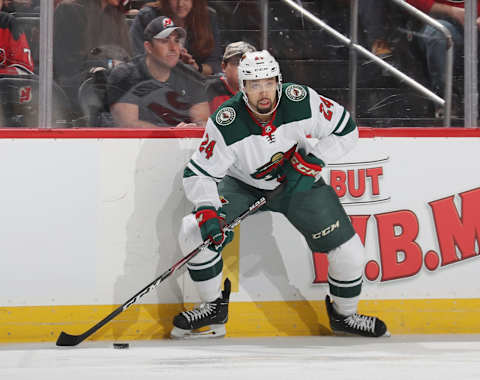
[56,195,267,346]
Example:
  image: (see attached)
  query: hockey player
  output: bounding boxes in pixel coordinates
[172,50,389,339]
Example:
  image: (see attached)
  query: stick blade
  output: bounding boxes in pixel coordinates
[56,331,85,346]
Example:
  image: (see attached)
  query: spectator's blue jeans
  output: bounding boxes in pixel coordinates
[417,19,465,96]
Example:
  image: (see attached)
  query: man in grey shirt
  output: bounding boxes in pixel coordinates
[107,16,209,127]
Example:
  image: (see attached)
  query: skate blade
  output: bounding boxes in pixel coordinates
[170,324,226,340]
[331,328,391,338]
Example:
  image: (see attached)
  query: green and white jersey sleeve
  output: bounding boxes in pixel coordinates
[183,117,235,210]
[304,87,358,162]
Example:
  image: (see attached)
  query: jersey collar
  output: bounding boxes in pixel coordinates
[245,106,278,141]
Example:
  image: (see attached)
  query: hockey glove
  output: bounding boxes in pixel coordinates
[282,148,325,194]
[195,206,234,252]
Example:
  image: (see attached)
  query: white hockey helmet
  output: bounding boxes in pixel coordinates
[238,50,282,115]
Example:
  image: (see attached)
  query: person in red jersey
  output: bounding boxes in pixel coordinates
[0,0,34,75]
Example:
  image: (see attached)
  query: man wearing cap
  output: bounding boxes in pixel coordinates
[107,16,209,127]
[205,41,256,114]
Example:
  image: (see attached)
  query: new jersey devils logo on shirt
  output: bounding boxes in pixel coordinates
[19,87,32,104]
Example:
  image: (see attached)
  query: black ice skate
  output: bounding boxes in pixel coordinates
[325,295,390,337]
[170,278,231,339]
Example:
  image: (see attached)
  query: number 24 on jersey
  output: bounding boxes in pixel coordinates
[319,96,333,121]
[199,134,216,159]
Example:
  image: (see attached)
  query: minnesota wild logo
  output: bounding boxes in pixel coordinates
[216,107,236,126]
[250,145,296,181]
[285,84,307,102]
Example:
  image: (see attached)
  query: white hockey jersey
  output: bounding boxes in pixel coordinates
[183,83,358,209]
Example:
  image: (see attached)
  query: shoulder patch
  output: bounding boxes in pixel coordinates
[285,84,307,102]
[215,106,236,126]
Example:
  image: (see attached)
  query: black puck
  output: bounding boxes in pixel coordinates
[113,343,129,349]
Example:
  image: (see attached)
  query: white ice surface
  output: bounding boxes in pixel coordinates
[1,336,480,380]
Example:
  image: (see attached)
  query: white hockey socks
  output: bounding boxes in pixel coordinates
[327,234,365,316]
[178,214,223,302]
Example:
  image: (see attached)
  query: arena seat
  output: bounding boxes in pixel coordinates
[0,75,74,127]
[77,74,114,127]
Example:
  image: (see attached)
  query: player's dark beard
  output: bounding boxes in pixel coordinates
[256,98,274,114]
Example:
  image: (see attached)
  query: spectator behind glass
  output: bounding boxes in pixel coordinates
[129,0,221,75]
[410,0,480,115]
[53,0,132,116]
[205,41,256,114]
[0,0,34,74]
[107,16,209,128]
[1,0,14,13]
[358,0,395,58]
